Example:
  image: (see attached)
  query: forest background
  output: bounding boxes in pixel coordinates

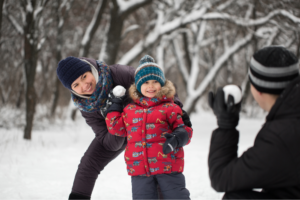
[1,0,300,140]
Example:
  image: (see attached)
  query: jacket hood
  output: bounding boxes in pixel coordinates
[129,79,176,101]
[267,76,300,121]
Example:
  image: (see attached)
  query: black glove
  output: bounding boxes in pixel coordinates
[181,110,192,127]
[163,127,189,154]
[100,92,125,117]
[69,192,90,199]
[208,87,241,129]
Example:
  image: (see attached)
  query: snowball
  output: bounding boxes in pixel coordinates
[113,85,126,97]
[223,85,242,104]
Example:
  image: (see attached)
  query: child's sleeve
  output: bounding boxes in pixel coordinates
[105,111,127,137]
[166,104,193,145]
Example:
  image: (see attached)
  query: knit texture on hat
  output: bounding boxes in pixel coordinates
[249,46,299,94]
[57,56,91,90]
[135,55,165,93]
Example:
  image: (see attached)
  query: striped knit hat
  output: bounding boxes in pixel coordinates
[249,46,299,95]
[135,55,165,93]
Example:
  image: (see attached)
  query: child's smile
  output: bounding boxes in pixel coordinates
[141,80,161,98]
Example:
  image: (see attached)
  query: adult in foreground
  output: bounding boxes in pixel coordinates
[56,57,192,199]
[208,46,300,199]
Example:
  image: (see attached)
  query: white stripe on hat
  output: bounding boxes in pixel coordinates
[250,57,299,77]
[248,69,291,89]
[135,62,164,75]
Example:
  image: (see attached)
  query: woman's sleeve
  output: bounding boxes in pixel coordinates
[80,110,126,150]
[166,104,193,145]
[105,111,128,137]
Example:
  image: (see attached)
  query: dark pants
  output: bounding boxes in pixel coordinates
[132,173,190,200]
[223,190,278,199]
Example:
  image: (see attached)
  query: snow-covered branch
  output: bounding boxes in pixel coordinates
[121,24,140,40]
[172,39,189,82]
[118,6,209,65]
[81,0,103,46]
[118,0,151,17]
[183,33,253,112]
[202,9,300,26]
[3,9,24,35]
[188,21,207,95]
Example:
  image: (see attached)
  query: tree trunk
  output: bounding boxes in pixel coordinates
[0,0,4,44]
[105,4,124,64]
[79,0,108,57]
[23,0,38,140]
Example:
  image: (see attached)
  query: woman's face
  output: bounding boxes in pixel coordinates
[71,71,96,95]
[140,80,161,98]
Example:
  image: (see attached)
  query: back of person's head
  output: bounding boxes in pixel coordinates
[249,45,299,95]
[134,55,165,93]
[57,56,91,90]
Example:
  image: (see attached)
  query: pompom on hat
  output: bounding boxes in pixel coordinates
[249,46,300,95]
[135,55,165,93]
[57,56,91,90]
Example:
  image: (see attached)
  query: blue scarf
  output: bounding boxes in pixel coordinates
[72,61,113,112]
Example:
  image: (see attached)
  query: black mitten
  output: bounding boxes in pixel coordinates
[100,92,125,117]
[69,192,90,200]
[208,87,241,129]
[163,127,189,154]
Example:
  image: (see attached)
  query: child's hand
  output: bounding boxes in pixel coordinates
[163,133,178,154]
[162,127,190,154]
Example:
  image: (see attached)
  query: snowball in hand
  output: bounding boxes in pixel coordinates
[113,85,126,97]
[223,85,242,104]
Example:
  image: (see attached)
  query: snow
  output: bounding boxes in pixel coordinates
[223,85,242,104]
[0,111,262,200]
[118,0,150,16]
[113,85,126,97]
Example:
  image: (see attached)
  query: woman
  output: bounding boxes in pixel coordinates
[56,56,191,199]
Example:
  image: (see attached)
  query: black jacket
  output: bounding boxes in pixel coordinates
[208,76,300,199]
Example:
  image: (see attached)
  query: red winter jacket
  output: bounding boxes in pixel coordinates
[106,80,193,176]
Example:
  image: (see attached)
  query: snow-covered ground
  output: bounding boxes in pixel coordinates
[0,111,263,200]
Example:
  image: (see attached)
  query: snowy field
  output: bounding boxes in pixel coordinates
[0,111,264,200]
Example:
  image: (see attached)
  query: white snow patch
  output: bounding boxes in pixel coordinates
[0,110,262,199]
[223,84,242,104]
[113,85,126,97]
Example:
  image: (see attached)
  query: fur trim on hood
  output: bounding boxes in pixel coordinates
[129,79,176,101]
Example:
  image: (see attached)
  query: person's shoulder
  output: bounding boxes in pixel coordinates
[266,118,299,137]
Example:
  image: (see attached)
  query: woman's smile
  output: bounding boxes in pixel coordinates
[71,71,96,95]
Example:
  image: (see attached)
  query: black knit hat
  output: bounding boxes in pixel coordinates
[249,46,299,94]
[57,57,91,90]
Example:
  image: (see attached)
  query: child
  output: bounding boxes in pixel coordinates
[105,55,193,200]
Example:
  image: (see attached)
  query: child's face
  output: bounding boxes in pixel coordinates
[71,71,96,95]
[141,80,161,98]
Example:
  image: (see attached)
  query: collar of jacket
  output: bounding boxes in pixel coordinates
[128,79,176,108]
[266,76,300,121]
